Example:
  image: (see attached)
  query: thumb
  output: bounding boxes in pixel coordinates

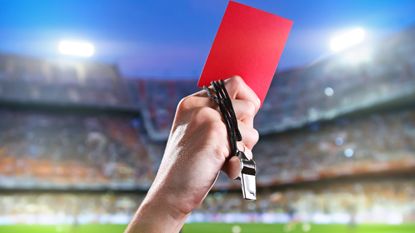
[222,148,253,180]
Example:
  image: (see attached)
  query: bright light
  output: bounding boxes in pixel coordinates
[340,46,373,65]
[344,148,354,158]
[324,87,334,97]
[58,40,95,57]
[302,223,311,232]
[330,28,366,52]
[232,225,242,233]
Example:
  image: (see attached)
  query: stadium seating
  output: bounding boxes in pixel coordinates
[0,110,154,189]
[0,27,414,190]
[1,179,414,224]
[0,26,414,226]
[0,54,132,108]
[126,27,415,139]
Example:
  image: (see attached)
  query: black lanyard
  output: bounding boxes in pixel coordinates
[203,80,257,200]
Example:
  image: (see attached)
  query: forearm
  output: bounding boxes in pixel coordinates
[124,77,259,233]
[124,192,188,233]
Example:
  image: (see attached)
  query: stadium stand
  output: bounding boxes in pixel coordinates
[0,54,132,108]
[0,27,414,225]
[192,178,415,224]
[253,108,415,186]
[127,27,415,139]
[0,110,154,190]
[128,79,197,140]
[0,193,142,225]
[1,178,414,224]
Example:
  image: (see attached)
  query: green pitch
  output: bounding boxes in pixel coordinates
[0,223,414,233]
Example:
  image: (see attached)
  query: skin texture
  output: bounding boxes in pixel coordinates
[125,76,260,233]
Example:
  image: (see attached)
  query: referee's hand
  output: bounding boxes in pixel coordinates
[125,76,260,233]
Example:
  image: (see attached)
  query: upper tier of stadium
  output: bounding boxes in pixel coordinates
[0,26,414,191]
[0,27,414,141]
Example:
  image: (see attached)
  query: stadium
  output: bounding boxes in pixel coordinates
[1,1,415,233]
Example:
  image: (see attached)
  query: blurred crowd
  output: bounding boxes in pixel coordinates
[1,179,414,224]
[0,23,414,224]
[0,28,414,139]
[0,107,414,190]
[131,79,197,138]
[194,178,415,224]
[0,55,131,108]
[253,108,415,185]
[1,27,415,188]
[131,27,415,136]
[0,193,142,225]
[256,27,415,133]
[0,110,155,189]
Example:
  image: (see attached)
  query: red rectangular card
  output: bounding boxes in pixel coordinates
[198,1,293,104]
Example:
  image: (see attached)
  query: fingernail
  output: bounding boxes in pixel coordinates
[255,97,261,109]
[244,149,253,160]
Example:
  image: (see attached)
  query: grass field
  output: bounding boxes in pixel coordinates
[0,223,414,233]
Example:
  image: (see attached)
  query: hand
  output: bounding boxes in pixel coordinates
[125,76,260,233]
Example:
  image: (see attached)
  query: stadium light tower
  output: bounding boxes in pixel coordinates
[329,28,366,52]
[58,40,95,57]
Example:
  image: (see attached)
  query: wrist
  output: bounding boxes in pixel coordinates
[125,189,189,233]
[144,190,190,223]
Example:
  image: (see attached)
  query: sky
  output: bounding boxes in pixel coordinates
[0,0,414,79]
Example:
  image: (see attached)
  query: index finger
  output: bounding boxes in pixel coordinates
[193,75,261,111]
[224,76,261,112]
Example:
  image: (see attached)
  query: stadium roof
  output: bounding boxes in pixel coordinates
[0,0,414,78]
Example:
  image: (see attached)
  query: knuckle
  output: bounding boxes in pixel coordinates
[243,128,259,148]
[225,75,244,89]
[232,76,244,89]
[252,97,260,111]
[231,75,243,84]
[177,96,192,111]
[193,107,216,121]
[244,101,256,117]
[214,144,229,161]
[205,122,229,161]
[252,128,260,144]
[207,120,226,135]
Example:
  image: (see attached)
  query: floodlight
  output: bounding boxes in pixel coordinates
[324,87,334,97]
[330,28,366,52]
[58,40,95,57]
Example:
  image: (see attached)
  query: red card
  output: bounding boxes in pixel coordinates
[198,1,293,104]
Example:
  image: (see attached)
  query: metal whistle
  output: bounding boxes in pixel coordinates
[204,81,257,200]
[236,150,256,200]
